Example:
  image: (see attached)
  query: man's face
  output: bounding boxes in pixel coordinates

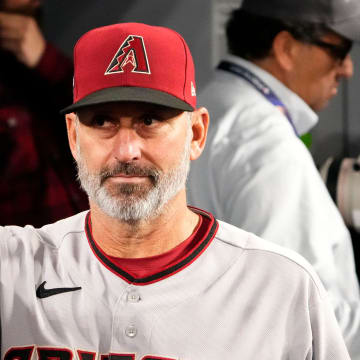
[71,102,193,223]
[1,0,41,15]
[290,32,353,111]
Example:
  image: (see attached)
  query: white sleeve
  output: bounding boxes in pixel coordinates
[217,137,360,359]
[309,288,351,360]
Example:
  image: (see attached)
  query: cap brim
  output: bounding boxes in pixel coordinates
[60,87,194,114]
[329,15,360,42]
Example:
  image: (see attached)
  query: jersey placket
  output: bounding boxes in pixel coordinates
[111,284,152,354]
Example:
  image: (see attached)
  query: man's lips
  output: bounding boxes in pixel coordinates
[112,174,148,177]
[106,174,150,184]
[331,85,339,96]
[99,163,160,186]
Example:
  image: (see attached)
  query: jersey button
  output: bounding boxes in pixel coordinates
[125,325,137,338]
[127,291,141,303]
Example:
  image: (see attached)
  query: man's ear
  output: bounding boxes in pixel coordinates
[272,30,300,71]
[190,107,209,161]
[65,112,78,161]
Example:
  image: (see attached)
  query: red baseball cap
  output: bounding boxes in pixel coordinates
[61,23,196,114]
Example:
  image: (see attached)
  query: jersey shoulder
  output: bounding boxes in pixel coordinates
[0,211,88,252]
[215,219,325,296]
[38,211,88,247]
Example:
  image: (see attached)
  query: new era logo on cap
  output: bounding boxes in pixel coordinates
[61,23,196,114]
[105,35,151,75]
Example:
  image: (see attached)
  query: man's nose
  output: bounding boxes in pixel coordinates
[338,54,354,79]
[112,127,142,163]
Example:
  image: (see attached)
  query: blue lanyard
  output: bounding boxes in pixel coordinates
[218,61,299,137]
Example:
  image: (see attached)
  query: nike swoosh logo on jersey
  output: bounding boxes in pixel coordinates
[36,281,82,299]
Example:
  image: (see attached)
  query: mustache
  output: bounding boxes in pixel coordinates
[99,162,160,185]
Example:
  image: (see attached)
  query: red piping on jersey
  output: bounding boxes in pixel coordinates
[84,207,219,285]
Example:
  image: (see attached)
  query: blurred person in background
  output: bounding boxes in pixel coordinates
[0,0,88,227]
[188,0,360,358]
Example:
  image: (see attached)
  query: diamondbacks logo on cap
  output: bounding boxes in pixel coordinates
[105,35,151,75]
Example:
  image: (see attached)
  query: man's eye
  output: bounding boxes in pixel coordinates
[142,116,156,126]
[92,115,111,127]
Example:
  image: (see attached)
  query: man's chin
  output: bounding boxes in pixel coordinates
[105,182,153,197]
[310,98,331,112]
[93,187,159,223]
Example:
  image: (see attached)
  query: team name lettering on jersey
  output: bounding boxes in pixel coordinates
[4,347,176,360]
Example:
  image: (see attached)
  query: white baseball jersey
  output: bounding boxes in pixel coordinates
[0,208,350,360]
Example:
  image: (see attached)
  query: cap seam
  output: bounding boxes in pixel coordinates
[72,35,85,102]
[181,38,188,104]
[168,28,189,106]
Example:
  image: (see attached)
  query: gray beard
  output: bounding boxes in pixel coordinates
[75,127,191,224]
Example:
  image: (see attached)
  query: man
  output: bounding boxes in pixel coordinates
[0,22,351,359]
[0,0,88,227]
[188,0,360,358]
